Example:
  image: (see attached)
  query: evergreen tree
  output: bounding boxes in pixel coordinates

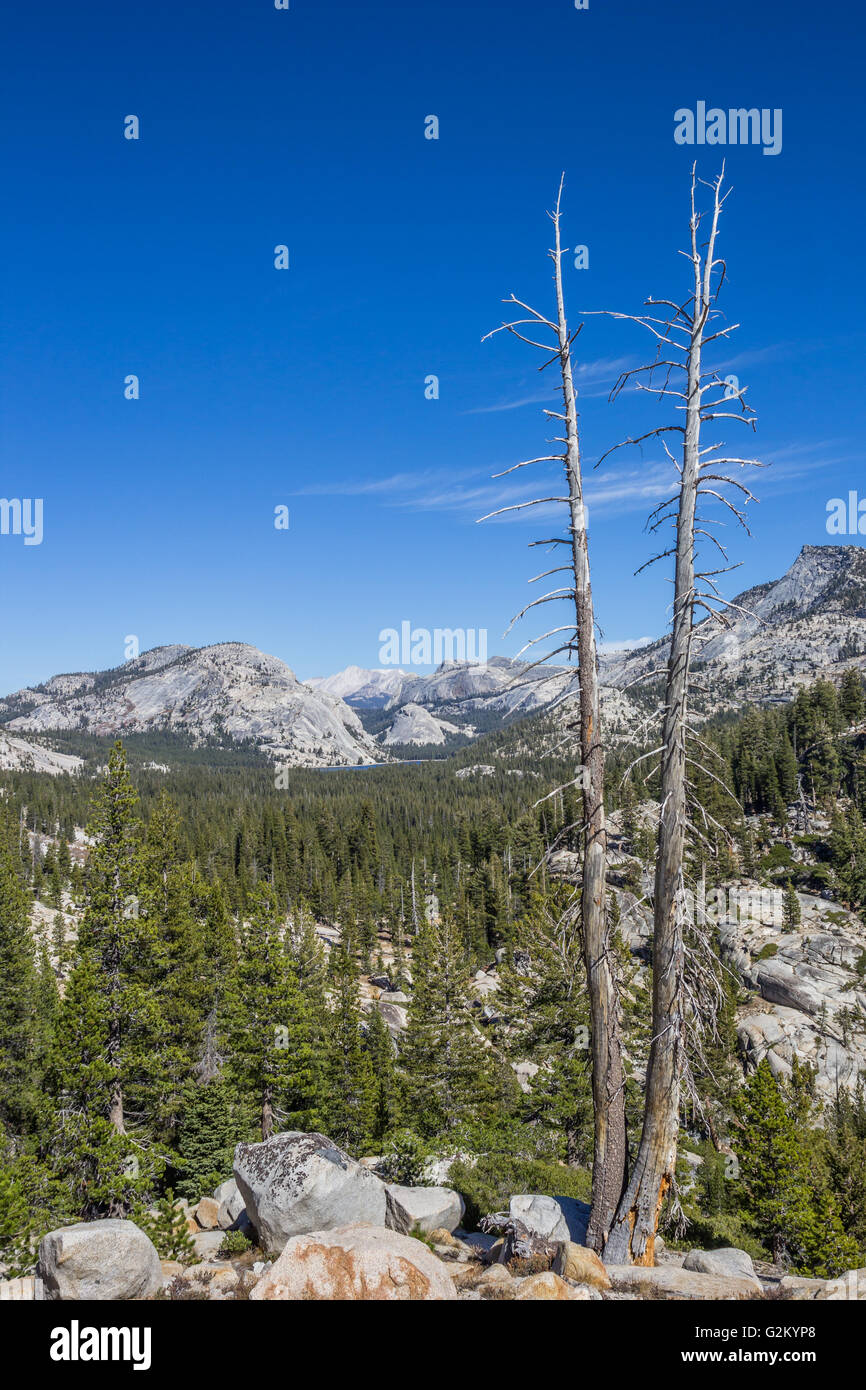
[840,668,865,725]
[783,882,802,932]
[323,931,375,1153]
[734,1059,857,1275]
[364,1006,402,1144]
[226,884,320,1140]
[141,795,210,1135]
[174,1076,237,1200]
[498,887,592,1164]
[70,743,157,1135]
[0,841,44,1133]
[825,1085,866,1256]
[400,914,512,1137]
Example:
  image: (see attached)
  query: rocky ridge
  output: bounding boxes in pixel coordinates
[2,643,381,769]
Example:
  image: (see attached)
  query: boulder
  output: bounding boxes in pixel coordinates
[193,1197,220,1230]
[607,1264,761,1301]
[249,1223,457,1300]
[428,1227,459,1248]
[683,1246,760,1286]
[38,1220,162,1301]
[233,1131,410,1253]
[504,1193,589,1245]
[191,1230,227,1260]
[778,1275,828,1300]
[514,1271,592,1300]
[422,1152,475,1185]
[386,1185,465,1235]
[509,1194,570,1243]
[212,1178,238,1205]
[824,1268,866,1300]
[217,1187,247,1231]
[780,1269,865,1300]
[476,1264,514,1294]
[377,1000,408,1036]
[552,1241,611,1290]
[176,1263,242,1300]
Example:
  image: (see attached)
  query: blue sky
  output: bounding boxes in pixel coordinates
[1,0,863,691]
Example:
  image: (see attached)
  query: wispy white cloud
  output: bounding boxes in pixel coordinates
[462,357,634,414]
[293,437,852,524]
[598,635,655,653]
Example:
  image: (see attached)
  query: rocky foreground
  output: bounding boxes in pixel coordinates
[1,1131,863,1302]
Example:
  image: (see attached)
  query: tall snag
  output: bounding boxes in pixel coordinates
[602,166,760,1264]
[480,178,626,1249]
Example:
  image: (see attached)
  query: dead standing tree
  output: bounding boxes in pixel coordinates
[599,165,761,1265]
[479,177,627,1251]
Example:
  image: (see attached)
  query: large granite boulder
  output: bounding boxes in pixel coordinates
[552,1240,611,1290]
[213,1178,246,1231]
[509,1194,590,1242]
[250,1223,457,1300]
[233,1132,410,1253]
[514,1271,598,1300]
[780,1268,866,1300]
[192,1197,220,1230]
[212,1177,239,1206]
[385,1185,465,1234]
[38,1220,161,1301]
[481,1193,590,1267]
[606,1264,761,1300]
[683,1246,760,1287]
[510,1194,568,1242]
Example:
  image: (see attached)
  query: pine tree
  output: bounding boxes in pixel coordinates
[49,956,161,1216]
[734,1059,857,1275]
[71,743,157,1135]
[141,795,210,1135]
[0,841,44,1134]
[400,914,511,1137]
[0,1160,35,1278]
[498,888,593,1161]
[364,1006,402,1145]
[825,1086,866,1255]
[840,668,865,725]
[133,1190,195,1263]
[226,884,320,1140]
[783,882,802,932]
[323,931,375,1154]
[174,1076,236,1200]
[45,748,164,1216]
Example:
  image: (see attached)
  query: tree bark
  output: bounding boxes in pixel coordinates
[552,191,627,1251]
[262,1089,274,1141]
[604,169,720,1265]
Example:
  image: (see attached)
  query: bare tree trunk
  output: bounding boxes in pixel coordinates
[481,178,626,1250]
[604,167,753,1264]
[551,193,627,1250]
[107,927,125,1134]
[262,1089,274,1141]
[108,1029,125,1134]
